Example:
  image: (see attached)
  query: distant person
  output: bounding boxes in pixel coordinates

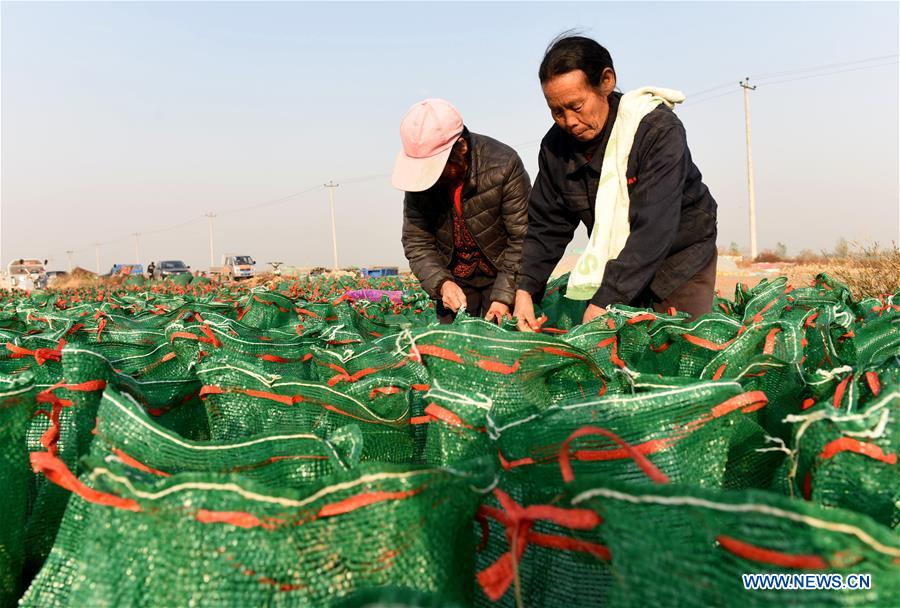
[514,35,718,330]
[394,99,531,324]
[146,261,155,279]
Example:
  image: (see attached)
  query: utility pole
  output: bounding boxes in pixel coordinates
[204,213,216,269]
[94,243,101,275]
[324,182,340,270]
[740,77,758,260]
[66,250,74,272]
[133,233,141,264]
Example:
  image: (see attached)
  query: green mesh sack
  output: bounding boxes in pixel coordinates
[196,358,415,463]
[166,317,319,379]
[22,348,109,580]
[472,468,612,607]
[568,477,900,607]
[491,382,780,490]
[236,289,297,329]
[89,387,361,486]
[1,335,66,385]
[333,587,466,607]
[0,373,36,606]
[23,450,494,607]
[123,274,145,287]
[784,387,898,528]
[534,273,588,331]
[402,319,614,425]
[169,272,193,287]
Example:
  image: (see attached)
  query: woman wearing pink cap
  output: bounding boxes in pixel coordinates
[394,99,531,325]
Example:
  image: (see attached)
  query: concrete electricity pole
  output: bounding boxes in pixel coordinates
[66,250,74,272]
[94,243,101,275]
[204,213,216,269]
[740,77,758,260]
[324,182,340,270]
[133,233,142,264]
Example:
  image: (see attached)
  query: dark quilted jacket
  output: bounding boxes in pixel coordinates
[401,132,531,307]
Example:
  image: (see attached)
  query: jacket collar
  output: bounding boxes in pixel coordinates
[463,131,480,198]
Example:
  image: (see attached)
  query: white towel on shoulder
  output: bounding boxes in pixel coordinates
[565,87,685,301]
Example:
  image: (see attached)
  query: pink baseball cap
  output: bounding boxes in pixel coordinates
[391,98,464,192]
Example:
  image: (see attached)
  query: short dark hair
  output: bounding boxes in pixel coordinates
[539,33,615,87]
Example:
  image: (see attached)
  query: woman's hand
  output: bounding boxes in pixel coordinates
[484,301,511,325]
[440,281,467,312]
[583,303,607,324]
[514,289,540,332]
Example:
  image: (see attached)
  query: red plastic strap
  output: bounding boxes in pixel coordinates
[477,358,520,374]
[294,307,320,318]
[751,297,779,324]
[763,327,780,355]
[96,318,107,342]
[199,385,302,407]
[198,325,222,348]
[596,337,625,368]
[711,364,727,381]
[424,403,483,431]
[196,509,278,529]
[369,386,402,399]
[649,342,670,353]
[318,488,422,518]
[717,535,827,570]
[476,489,605,602]
[6,339,66,365]
[865,371,881,396]
[559,426,670,485]
[804,312,819,328]
[802,471,813,501]
[682,334,736,351]
[415,344,463,363]
[801,398,816,410]
[30,451,140,511]
[626,313,657,325]
[112,448,171,477]
[818,437,896,464]
[169,331,200,343]
[498,451,535,471]
[411,384,431,391]
[833,375,852,409]
[541,346,588,363]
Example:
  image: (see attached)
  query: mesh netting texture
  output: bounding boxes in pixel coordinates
[0,272,896,607]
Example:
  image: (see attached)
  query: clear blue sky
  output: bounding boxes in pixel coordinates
[2,1,898,272]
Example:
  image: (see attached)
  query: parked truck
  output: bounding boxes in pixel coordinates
[210,255,256,281]
[4,258,48,290]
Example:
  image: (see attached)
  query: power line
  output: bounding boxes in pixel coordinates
[749,53,899,81]
[33,53,897,262]
[753,59,898,87]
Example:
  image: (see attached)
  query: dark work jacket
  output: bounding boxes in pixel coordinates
[518,92,718,308]
[401,132,531,307]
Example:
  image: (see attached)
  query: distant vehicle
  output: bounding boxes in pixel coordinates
[360,266,399,278]
[6,258,48,290]
[153,260,192,279]
[106,263,144,277]
[210,254,256,281]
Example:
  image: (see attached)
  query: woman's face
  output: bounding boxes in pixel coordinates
[542,68,616,142]
[439,136,469,182]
